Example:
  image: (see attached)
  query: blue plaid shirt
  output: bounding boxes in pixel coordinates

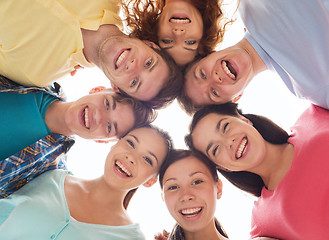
[0,75,75,198]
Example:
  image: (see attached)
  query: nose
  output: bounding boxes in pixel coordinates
[125,58,139,73]
[172,27,185,35]
[179,188,195,202]
[126,154,135,165]
[212,70,223,84]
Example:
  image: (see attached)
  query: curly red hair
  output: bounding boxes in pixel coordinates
[121,0,232,59]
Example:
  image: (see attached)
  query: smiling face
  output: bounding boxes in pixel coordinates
[184,44,255,106]
[157,0,203,66]
[104,127,168,190]
[162,156,222,233]
[99,36,170,101]
[192,113,267,172]
[64,90,135,140]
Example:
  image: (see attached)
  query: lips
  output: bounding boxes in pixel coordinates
[236,137,248,159]
[180,207,203,218]
[169,17,191,24]
[222,60,237,80]
[82,106,90,129]
[115,49,130,69]
[114,160,132,177]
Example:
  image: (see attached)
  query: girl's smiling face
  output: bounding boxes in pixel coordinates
[192,113,267,172]
[157,0,203,66]
[162,156,222,233]
[104,127,168,190]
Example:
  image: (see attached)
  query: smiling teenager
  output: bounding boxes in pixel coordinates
[0,76,155,198]
[0,125,173,240]
[179,0,329,114]
[0,0,182,108]
[157,149,228,240]
[121,0,231,67]
[185,102,329,239]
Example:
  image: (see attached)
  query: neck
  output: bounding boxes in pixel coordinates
[81,176,128,208]
[45,100,72,136]
[184,219,228,240]
[81,24,124,65]
[254,142,294,191]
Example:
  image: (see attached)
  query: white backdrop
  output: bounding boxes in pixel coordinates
[58,2,310,239]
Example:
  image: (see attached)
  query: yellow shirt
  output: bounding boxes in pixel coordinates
[0,0,122,87]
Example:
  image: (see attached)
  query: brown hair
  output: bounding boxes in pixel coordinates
[121,0,232,62]
[177,56,204,115]
[112,92,157,133]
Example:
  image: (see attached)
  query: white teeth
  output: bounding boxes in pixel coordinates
[236,138,247,159]
[170,18,190,24]
[115,160,132,177]
[84,107,89,129]
[181,207,202,217]
[222,61,236,80]
[116,50,129,68]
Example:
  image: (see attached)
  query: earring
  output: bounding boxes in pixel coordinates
[145,178,157,187]
[233,94,242,103]
[89,86,106,94]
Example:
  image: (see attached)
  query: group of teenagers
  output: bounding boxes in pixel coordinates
[0,0,329,239]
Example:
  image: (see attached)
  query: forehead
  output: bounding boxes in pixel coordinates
[164,156,211,179]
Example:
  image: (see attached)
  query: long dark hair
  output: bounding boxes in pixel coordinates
[185,103,289,197]
[159,149,228,239]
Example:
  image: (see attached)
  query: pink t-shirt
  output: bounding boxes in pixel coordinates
[250,105,329,239]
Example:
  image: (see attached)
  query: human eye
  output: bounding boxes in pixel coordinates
[130,79,137,88]
[143,156,153,166]
[185,40,196,45]
[167,185,178,191]
[126,139,135,148]
[106,99,110,110]
[212,145,219,157]
[161,39,172,44]
[200,69,206,79]
[108,123,112,134]
[192,179,203,185]
[211,88,219,97]
[223,122,229,133]
[145,59,153,68]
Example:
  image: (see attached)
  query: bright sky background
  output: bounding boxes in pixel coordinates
[58,1,310,239]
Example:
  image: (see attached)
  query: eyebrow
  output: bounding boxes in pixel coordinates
[129,134,159,164]
[205,118,227,156]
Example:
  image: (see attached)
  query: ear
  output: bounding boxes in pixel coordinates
[216,179,223,200]
[238,114,253,126]
[143,40,161,50]
[110,82,121,93]
[143,177,157,188]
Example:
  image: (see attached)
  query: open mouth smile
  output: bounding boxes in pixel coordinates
[180,207,203,218]
[115,49,130,69]
[114,160,132,177]
[82,106,90,129]
[169,17,191,24]
[236,137,248,159]
[222,60,237,80]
